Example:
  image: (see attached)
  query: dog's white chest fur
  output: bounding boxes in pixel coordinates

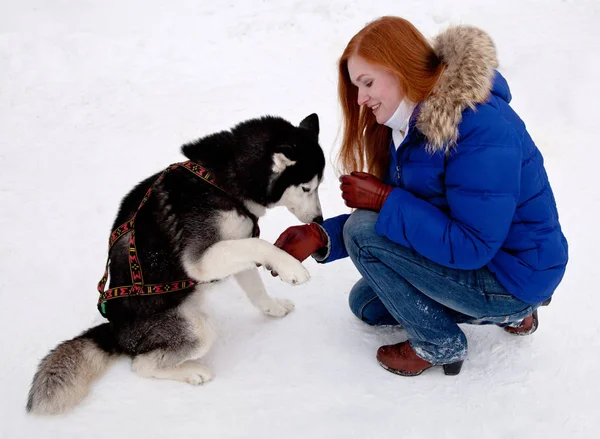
[217,210,255,240]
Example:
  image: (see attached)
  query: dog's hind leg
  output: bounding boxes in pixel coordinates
[132,353,213,385]
[234,268,294,317]
[131,298,216,385]
[183,238,310,285]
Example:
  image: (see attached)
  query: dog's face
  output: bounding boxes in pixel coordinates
[267,113,325,224]
[183,113,326,223]
[276,174,323,224]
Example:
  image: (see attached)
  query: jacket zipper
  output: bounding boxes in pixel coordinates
[395,117,418,186]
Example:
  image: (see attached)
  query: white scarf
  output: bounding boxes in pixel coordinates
[384,99,417,148]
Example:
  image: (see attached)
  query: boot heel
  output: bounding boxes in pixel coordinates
[442,360,463,376]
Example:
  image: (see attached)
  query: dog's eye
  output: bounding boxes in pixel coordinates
[302,187,310,193]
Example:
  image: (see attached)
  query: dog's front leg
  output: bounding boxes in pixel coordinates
[234,268,294,317]
[183,238,310,285]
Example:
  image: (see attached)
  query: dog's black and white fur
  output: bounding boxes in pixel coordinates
[27,113,325,415]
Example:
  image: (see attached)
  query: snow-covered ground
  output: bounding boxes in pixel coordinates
[1,1,599,438]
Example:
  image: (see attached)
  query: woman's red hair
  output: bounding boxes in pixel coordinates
[337,16,444,178]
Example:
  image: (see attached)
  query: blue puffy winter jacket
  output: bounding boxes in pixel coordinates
[321,67,568,304]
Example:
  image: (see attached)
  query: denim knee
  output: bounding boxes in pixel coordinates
[343,209,380,257]
[349,291,379,325]
[348,278,397,326]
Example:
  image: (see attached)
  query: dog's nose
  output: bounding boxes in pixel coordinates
[312,215,324,224]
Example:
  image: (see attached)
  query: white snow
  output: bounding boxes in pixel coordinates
[1,0,599,438]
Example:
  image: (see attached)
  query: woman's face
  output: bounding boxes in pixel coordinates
[347,55,404,124]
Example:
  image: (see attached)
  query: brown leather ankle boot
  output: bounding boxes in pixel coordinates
[504,310,539,336]
[376,341,464,376]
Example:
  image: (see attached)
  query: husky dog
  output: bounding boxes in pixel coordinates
[27,113,325,415]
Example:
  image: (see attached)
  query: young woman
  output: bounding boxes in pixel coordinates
[274,16,568,376]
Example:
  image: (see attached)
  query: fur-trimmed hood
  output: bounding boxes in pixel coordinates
[416,25,499,152]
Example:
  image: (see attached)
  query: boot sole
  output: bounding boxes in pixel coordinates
[378,360,463,376]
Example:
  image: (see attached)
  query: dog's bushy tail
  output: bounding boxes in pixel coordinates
[27,323,119,415]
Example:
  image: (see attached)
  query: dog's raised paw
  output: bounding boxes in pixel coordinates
[274,258,310,285]
[262,298,295,317]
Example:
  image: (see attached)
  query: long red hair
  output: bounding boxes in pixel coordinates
[337,16,444,178]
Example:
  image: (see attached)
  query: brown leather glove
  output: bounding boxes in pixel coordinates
[340,171,393,211]
[273,223,328,275]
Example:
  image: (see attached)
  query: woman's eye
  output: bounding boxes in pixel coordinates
[302,187,310,193]
[366,81,373,87]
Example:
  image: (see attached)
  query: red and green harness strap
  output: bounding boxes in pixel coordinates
[97,160,259,317]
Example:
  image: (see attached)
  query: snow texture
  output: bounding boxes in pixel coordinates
[1,0,599,438]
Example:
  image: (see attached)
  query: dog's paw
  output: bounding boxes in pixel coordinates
[178,362,213,385]
[262,298,295,317]
[272,257,310,285]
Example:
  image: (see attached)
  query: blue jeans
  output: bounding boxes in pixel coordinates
[344,210,540,364]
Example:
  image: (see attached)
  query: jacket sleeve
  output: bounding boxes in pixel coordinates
[375,137,521,270]
[313,214,351,263]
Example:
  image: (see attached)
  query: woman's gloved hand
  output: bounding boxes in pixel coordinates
[273,223,328,266]
[340,171,393,211]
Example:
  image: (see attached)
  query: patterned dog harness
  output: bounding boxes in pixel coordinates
[97,160,260,317]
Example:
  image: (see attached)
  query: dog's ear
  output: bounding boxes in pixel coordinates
[299,113,319,137]
[272,144,296,174]
[181,131,235,166]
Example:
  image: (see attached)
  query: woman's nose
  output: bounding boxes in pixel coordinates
[357,90,369,106]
